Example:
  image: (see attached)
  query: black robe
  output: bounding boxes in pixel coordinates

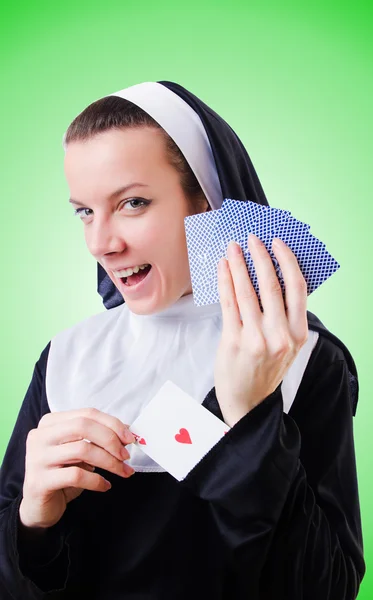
[0,311,365,599]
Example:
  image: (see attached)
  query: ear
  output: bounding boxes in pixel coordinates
[201,197,211,212]
[189,195,211,215]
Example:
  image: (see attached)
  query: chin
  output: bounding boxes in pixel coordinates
[123,288,187,316]
[124,300,159,316]
[122,294,167,316]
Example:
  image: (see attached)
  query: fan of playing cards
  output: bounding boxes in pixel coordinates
[185,199,340,307]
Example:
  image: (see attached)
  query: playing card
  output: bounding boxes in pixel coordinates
[231,209,313,302]
[129,380,230,481]
[211,199,261,268]
[214,198,261,246]
[185,209,220,289]
[210,201,290,285]
[249,207,298,239]
[273,220,339,295]
[193,200,251,287]
[214,200,290,247]
[190,278,220,306]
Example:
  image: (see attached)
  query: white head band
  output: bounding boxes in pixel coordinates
[112,82,223,209]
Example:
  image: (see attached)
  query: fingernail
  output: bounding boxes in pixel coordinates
[104,479,112,490]
[121,446,130,460]
[218,258,228,271]
[123,429,136,444]
[124,465,135,477]
[248,233,260,245]
[228,241,241,255]
[272,237,283,248]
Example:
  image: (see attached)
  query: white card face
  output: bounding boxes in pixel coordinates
[129,381,230,481]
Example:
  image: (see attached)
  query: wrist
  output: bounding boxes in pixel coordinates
[19,498,50,530]
[219,386,283,427]
[220,405,250,427]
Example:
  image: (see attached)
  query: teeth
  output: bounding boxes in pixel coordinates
[113,264,149,278]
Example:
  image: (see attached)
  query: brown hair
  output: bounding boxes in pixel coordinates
[64,96,209,212]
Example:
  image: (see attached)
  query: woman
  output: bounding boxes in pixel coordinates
[0,81,365,599]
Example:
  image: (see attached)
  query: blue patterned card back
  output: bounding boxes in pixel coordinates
[185,199,340,306]
[184,210,219,291]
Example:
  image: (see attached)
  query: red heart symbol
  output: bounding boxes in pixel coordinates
[175,428,192,444]
[133,434,147,445]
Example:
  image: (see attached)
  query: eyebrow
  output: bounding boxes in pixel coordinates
[68,183,149,207]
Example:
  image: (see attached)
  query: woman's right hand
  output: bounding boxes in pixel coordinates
[19,408,136,530]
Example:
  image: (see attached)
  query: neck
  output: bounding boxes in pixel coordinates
[128,293,221,321]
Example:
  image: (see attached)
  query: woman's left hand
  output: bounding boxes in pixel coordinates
[214,234,309,427]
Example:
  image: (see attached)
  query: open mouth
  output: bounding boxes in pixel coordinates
[121,265,152,287]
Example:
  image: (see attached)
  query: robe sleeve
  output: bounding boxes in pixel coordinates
[182,339,365,599]
[0,343,73,599]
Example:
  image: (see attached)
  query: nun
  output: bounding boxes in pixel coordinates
[0,81,365,599]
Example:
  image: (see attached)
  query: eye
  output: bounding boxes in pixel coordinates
[74,207,92,219]
[123,198,150,210]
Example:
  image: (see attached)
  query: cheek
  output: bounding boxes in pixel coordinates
[83,228,93,254]
[144,222,163,244]
[162,220,188,258]
[146,213,186,250]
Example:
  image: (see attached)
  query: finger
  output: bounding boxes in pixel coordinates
[272,238,308,344]
[46,465,113,494]
[248,234,288,326]
[48,440,134,478]
[217,256,242,336]
[38,408,136,445]
[226,241,262,325]
[79,462,96,473]
[39,417,129,464]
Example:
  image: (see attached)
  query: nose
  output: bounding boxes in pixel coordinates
[86,216,127,259]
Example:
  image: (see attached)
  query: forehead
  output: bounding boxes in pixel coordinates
[64,127,170,180]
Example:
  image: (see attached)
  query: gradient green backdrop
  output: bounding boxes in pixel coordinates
[1,0,372,596]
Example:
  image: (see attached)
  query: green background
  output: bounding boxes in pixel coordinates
[0,0,371,596]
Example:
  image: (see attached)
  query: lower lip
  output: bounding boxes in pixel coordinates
[116,267,154,297]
